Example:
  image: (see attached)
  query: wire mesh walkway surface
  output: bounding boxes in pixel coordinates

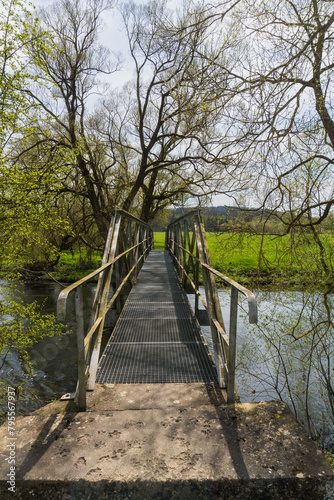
[96,250,218,384]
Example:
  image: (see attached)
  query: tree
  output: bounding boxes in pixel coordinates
[0,281,67,367]
[212,0,334,232]
[20,0,120,242]
[102,0,234,221]
[238,289,334,446]
[11,0,246,234]
[185,0,334,281]
[0,0,38,148]
[0,0,72,266]
[0,2,70,416]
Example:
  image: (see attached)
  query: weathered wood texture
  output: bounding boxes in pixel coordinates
[57,209,154,410]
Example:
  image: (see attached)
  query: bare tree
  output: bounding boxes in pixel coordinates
[103,0,234,221]
[21,0,121,241]
[212,0,334,231]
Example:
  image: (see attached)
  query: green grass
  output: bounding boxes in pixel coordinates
[153,232,166,250]
[158,230,334,287]
[211,232,334,286]
[324,450,334,470]
[6,230,331,287]
[54,249,102,282]
[207,233,322,268]
[55,234,165,282]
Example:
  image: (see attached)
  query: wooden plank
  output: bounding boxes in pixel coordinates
[194,219,225,388]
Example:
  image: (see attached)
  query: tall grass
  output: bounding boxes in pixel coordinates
[50,230,334,286]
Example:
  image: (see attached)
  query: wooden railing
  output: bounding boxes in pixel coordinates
[166,209,257,403]
[57,209,154,410]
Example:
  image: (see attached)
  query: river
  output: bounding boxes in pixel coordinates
[1,280,333,448]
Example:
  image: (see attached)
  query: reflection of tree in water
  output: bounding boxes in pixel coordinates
[0,281,77,420]
[239,289,334,449]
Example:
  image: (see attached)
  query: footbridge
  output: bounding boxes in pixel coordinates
[0,209,333,499]
[57,208,257,410]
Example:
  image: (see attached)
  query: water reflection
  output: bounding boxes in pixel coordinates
[189,287,334,446]
[0,281,97,415]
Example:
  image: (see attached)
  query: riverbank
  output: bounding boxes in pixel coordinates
[1,232,332,290]
[155,232,332,290]
[1,258,334,469]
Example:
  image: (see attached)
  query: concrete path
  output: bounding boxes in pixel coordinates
[0,383,333,499]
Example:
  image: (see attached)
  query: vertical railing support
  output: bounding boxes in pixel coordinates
[165,209,257,402]
[132,225,141,284]
[58,208,154,408]
[227,286,238,403]
[194,216,225,388]
[195,244,200,318]
[87,213,122,390]
[75,285,86,411]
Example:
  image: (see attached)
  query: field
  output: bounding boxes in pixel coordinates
[153,232,166,250]
[12,230,331,287]
[50,249,102,282]
[156,231,334,287]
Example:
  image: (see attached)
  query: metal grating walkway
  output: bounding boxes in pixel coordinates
[96,250,217,384]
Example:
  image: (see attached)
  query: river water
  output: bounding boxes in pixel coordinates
[1,280,333,447]
[0,281,96,415]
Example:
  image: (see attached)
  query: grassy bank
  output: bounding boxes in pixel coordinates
[207,232,333,287]
[156,231,334,288]
[56,250,102,282]
[154,232,166,250]
[6,230,332,288]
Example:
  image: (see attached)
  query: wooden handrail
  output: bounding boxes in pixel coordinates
[57,237,151,321]
[166,236,257,324]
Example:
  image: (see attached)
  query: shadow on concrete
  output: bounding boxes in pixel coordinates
[1,477,330,500]
[205,383,250,479]
[16,413,76,480]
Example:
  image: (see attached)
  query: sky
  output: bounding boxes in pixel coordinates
[30,0,233,207]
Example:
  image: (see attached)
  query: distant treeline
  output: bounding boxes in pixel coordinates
[150,206,282,232]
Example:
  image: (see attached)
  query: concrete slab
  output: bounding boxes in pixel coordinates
[33,383,227,414]
[0,389,333,499]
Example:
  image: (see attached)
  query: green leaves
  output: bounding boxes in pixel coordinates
[0,0,45,144]
[0,1,71,268]
[0,161,71,266]
[0,280,68,364]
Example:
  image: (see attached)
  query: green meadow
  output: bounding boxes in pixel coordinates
[18,231,332,288]
[155,231,334,287]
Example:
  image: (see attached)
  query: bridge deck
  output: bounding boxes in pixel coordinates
[96,250,217,384]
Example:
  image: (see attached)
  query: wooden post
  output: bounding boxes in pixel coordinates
[87,213,122,390]
[125,219,133,276]
[182,221,188,287]
[177,223,183,281]
[57,209,155,404]
[165,209,257,400]
[195,244,199,318]
[87,212,116,331]
[132,224,140,283]
[75,285,86,411]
